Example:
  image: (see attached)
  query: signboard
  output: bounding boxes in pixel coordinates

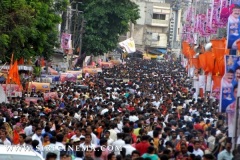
[28,82,50,92]
[1,84,22,97]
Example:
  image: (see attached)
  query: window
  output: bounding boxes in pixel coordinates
[152,14,166,20]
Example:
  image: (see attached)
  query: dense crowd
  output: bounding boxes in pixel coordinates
[0,57,235,160]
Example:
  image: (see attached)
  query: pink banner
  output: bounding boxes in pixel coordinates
[44,92,58,101]
[25,97,40,105]
[61,33,71,49]
[60,73,77,83]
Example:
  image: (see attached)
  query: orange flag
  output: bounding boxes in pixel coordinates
[7,61,22,90]
[18,58,24,65]
[40,57,45,67]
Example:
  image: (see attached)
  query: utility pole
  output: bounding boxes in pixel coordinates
[79,16,84,56]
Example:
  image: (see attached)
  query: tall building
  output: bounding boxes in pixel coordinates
[130,0,171,52]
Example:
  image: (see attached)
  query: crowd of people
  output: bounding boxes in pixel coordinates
[0,57,236,160]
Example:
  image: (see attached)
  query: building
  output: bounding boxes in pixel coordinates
[130,0,170,53]
[166,0,182,49]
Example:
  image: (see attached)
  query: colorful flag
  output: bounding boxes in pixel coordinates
[119,38,136,53]
[7,60,22,90]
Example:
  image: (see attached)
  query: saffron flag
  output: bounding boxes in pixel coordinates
[7,61,22,89]
[18,58,24,65]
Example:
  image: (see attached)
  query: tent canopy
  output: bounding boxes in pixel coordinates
[149,48,167,55]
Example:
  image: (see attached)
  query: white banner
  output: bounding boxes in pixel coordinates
[119,38,136,53]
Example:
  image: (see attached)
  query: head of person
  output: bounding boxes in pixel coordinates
[85,133,92,143]
[19,133,26,144]
[232,4,240,18]
[235,66,240,81]
[46,152,57,160]
[85,147,94,158]
[225,69,234,83]
[226,141,232,152]
[180,143,188,154]
[108,152,116,160]
[203,154,215,160]
[233,84,238,98]
[60,152,71,160]
[131,150,140,159]
[35,127,42,136]
[194,140,201,150]
[147,146,155,154]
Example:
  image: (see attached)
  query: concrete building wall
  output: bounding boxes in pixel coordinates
[130,0,171,50]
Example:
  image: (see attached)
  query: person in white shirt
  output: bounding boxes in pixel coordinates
[0,130,11,145]
[55,133,65,151]
[71,129,82,142]
[192,140,204,157]
[32,127,43,151]
[19,133,27,146]
[104,131,114,145]
[109,123,118,141]
[122,136,136,156]
[24,124,33,137]
[43,137,59,159]
[86,125,98,145]
[79,134,96,151]
[112,133,125,155]
[129,112,139,123]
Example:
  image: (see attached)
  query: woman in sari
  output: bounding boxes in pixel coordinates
[4,122,13,141]
[12,123,24,145]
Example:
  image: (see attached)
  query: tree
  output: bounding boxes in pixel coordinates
[0,0,68,62]
[80,0,140,55]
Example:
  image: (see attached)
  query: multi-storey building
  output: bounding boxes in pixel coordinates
[129,0,170,53]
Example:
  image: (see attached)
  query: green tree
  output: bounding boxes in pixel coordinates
[0,0,68,62]
[80,0,140,55]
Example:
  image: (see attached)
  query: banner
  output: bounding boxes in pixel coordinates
[66,70,82,76]
[119,38,136,53]
[227,2,240,49]
[44,92,58,101]
[1,84,22,97]
[28,82,50,92]
[25,97,41,105]
[41,75,60,82]
[82,67,102,74]
[60,73,77,83]
[61,33,72,49]
[220,55,239,113]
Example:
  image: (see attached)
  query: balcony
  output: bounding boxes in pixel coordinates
[149,19,169,27]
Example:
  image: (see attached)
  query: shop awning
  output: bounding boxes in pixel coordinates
[156,48,167,54]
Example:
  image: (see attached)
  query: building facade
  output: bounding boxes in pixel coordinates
[131,0,170,51]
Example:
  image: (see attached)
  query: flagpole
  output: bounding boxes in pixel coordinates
[7,53,14,103]
[0,62,7,72]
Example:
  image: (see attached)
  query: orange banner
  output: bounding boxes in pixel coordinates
[211,75,222,100]
[28,82,50,92]
[82,67,102,74]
